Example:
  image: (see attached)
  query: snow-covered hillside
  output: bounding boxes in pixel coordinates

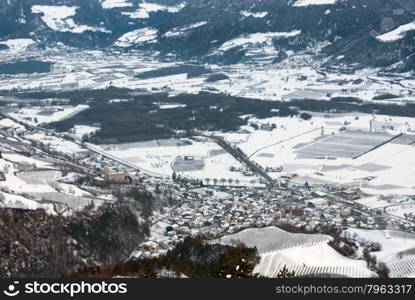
[1,0,415,70]
[31,5,110,33]
[220,227,374,278]
[0,116,114,215]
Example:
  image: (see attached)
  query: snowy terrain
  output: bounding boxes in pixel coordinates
[121,2,185,19]
[97,138,262,186]
[164,22,208,38]
[293,0,338,6]
[100,0,133,9]
[217,31,301,52]
[0,117,114,215]
[115,28,158,47]
[1,49,414,106]
[220,227,373,278]
[376,21,415,42]
[343,229,415,277]
[31,5,110,33]
[9,105,89,126]
[215,113,415,196]
[240,11,268,18]
[0,39,36,53]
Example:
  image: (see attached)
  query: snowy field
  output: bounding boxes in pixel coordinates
[0,49,414,106]
[220,227,373,278]
[213,113,415,195]
[386,204,415,219]
[343,229,415,277]
[83,112,415,194]
[31,5,109,34]
[98,138,262,186]
[0,126,111,215]
[9,105,89,126]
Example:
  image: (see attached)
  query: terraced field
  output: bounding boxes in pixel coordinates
[220,227,331,254]
[220,227,373,278]
[387,257,415,278]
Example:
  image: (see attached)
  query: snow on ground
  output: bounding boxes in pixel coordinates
[0,118,24,131]
[240,11,268,18]
[376,21,415,42]
[9,105,89,126]
[25,132,85,154]
[115,27,158,47]
[31,5,110,33]
[121,2,185,19]
[164,22,208,38]
[0,39,36,53]
[220,227,373,278]
[0,157,56,194]
[217,113,415,195]
[218,30,301,52]
[100,0,133,9]
[98,138,261,186]
[153,103,187,109]
[293,0,338,6]
[55,182,93,197]
[0,48,412,104]
[386,204,415,219]
[2,153,52,169]
[86,112,415,194]
[343,229,415,277]
[0,191,56,215]
[69,125,100,141]
[0,156,104,214]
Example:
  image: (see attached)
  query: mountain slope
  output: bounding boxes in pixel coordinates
[0,0,415,71]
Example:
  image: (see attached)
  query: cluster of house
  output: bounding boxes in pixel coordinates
[131,177,415,259]
[12,122,411,260]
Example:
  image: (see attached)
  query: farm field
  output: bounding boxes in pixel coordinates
[219,227,373,278]
[386,204,415,219]
[9,105,89,126]
[1,49,414,107]
[98,138,263,186]
[0,150,112,214]
[81,112,415,195]
[343,229,415,278]
[217,113,415,195]
[387,256,415,278]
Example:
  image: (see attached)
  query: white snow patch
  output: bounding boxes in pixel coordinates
[164,22,208,38]
[115,27,158,47]
[69,125,100,140]
[31,5,110,34]
[9,105,89,126]
[221,227,372,278]
[376,21,415,42]
[0,192,56,214]
[0,118,24,131]
[293,0,338,6]
[240,11,268,18]
[0,39,36,53]
[101,0,133,9]
[218,30,301,52]
[121,2,185,19]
